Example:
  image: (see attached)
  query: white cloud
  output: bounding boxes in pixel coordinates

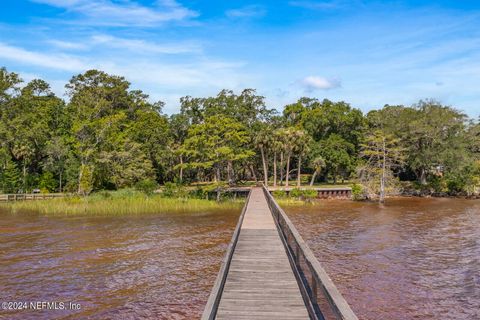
[0,43,87,72]
[30,0,198,26]
[0,42,249,112]
[299,76,341,91]
[90,34,202,54]
[47,40,88,50]
[289,1,342,10]
[106,59,247,89]
[226,5,266,18]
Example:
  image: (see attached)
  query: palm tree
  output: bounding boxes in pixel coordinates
[271,132,283,187]
[274,129,287,186]
[309,156,326,186]
[254,127,272,186]
[279,127,308,187]
[282,128,296,187]
[294,130,310,187]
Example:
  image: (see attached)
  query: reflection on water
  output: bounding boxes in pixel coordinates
[285,197,480,320]
[0,209,239,319]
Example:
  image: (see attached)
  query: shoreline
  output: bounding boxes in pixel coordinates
[0,192,243,216]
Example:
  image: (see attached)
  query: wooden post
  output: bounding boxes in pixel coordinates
[311,273,317,302]
[295,245,300,264]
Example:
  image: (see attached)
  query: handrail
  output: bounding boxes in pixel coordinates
[201,190,251,320]
[262,185,358,320]
[0,193,66,202]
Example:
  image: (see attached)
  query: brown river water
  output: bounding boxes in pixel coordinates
[0,209,240,320]
[0,197,479,319]
[285,197,480,320]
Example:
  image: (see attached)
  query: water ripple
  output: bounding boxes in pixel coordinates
[286,197,480,320]
[0,210,239,319]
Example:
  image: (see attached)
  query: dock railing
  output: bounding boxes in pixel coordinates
[201,190,251,320]
[262,185,358,320]
[0,193,66,202]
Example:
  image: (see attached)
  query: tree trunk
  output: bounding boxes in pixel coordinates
[380,137,386,203]
[249,165,257,182]
[227,161,231,183]
[241,167,246,181]
[216,165,221,182]
[286,153,290,187]
[59,170,63,193]
[310,171,317,186]
[227,160,235,185]
[419,168,427,185]
[77,161,84,194]
[23,160,26,193]
[297,155,301,187]
[280,152,284,186]
[179,155,183,183]
[260,146,268,186]
[273,151,277,187]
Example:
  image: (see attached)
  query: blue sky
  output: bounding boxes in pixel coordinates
[1,0,479,117]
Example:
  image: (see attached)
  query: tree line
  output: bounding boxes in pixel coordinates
[1,67,479,198]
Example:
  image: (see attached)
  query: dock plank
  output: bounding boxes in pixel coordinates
[215,188,309,319]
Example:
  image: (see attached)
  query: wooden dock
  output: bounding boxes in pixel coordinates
[203,187,358,320]
[0,193,65,202]
[268,187,352,199]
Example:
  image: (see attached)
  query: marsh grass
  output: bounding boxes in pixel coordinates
[275,198,308,206]
[0,189,242,216]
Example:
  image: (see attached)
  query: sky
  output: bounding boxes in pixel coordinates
[1,0,479,117]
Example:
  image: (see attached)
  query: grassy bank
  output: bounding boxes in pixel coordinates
[0,189,243,216]
[275,198,308,206]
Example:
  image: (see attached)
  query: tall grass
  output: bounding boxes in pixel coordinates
[0,190,242,216]
[275,198,309,206]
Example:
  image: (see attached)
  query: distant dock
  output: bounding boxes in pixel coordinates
[225,186,352,199]
[0,193,65,202]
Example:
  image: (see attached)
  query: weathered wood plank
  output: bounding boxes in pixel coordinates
[262,185,359,320]
[214,188,310,320]
[204,186,358,320]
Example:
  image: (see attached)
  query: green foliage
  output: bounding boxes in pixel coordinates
[279,188,317,201]
[301,189,317,200]
[191,186,209,199]
[97,190,112,199]
[367,101,470,185]
[446,177,465,194]
[181,115,254,181]
[284,98,365,147]
[1,157,21,193]
[97,140,154,188]
[358,129,405,202]
[427,176,448,193]
[289,188,303,198]
[162,182,188,198]
[135,179,158,196]
[317,134,355,183]
[163,182,178,197]
[272,190,287,198]
[443,160,480,194]
[78,165,94,196]
[351,183,364,200]
[309,155,326,185]
[0,66,478,199]
[39,171,57,193]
